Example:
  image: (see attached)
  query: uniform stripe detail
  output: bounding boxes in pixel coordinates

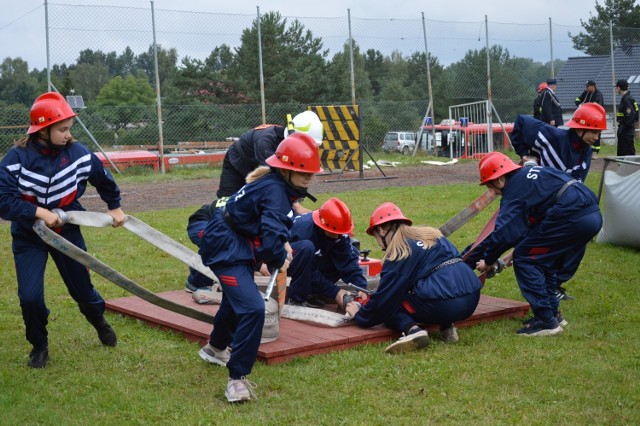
[13,154,92,207]
[533,131,567,172]
[528,247,550,255]
[402,300,416,314]
[219,275,239,287]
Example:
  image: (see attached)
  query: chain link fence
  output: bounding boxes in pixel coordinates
[2,3,635,167]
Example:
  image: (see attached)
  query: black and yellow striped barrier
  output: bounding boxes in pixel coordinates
[309,105,360,171]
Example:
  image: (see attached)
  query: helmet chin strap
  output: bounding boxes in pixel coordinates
[282,170,317,202]
[38,129,66,151]
[375,223,398,251]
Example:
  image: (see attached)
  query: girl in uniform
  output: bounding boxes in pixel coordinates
[197,132,323,402]
[0,92,126,368]
[346,202,482,353]
[466,152,602,336]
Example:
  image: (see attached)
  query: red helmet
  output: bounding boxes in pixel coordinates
[566,103,607,130]
[479,152,521,185]
[27,92,76,134]
[312,197,354,234]
[265,132,323,173]
[537,82,547,93]
[366,202,412,235]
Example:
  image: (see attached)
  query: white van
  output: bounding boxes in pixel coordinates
[382,131,416,155]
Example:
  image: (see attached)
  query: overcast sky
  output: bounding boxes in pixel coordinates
[3,0,598,70]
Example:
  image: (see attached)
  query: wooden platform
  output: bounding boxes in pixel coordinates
[106,290,529,365]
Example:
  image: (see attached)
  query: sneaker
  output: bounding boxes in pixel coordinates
[523,312,568,327]
[556,311,568,327]
[192,289,222,305]
[28,347,49,369]
[440,325,459,343]
[185,280,212,293]
[225,377,257,403]
[555,286,575,301]
[384,329,430,354]
[517,317,563,336]
[198,343,231,366]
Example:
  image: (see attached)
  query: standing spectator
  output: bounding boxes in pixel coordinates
[615,79,639,156]
[533,81,547,120]
[0,92,126,368]
[575,80,605,158]
[465,153,602,336]
[540,78,563,127]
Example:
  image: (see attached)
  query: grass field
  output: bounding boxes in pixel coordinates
[0,164,639,425]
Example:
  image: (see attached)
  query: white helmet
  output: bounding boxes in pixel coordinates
[284,110,324,146]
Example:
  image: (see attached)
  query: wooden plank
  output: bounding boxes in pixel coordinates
[106,290,529,365]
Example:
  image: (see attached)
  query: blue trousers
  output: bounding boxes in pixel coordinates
[12,225,106,350]
[387,290,481,332]
[208,264,265,379]
[288,240,341,302]
[186,219,214,288]
[513,209,602,322]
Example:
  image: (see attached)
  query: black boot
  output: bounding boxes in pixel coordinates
[93,317,117,347]
[78,302,117,346]
[28,347,49,369]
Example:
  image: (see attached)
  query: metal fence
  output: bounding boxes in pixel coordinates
[0,2,634,167]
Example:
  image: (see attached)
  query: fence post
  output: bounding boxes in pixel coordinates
[257,7,266,125]
[348,9,356,107]
[610,20,618,145]
[151,1,165,174]
[485,16,493,151]
[45,0,51,92]
[549,17,555,77]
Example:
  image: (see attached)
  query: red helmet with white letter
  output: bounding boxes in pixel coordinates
[566,103,607,130]
[366,202,412,235]
[27,92,76,134]
[478,152,521,185]
[312,197,354,235]
[265,133,323,173]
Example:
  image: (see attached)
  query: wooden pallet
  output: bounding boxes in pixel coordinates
[106,290,529,365]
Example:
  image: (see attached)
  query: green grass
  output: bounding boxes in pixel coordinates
[1,173,638,425]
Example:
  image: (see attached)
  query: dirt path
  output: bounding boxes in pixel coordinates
[80,161,483,213]
[53,157,605,213]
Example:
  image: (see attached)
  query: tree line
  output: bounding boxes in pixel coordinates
[0,3,629,150]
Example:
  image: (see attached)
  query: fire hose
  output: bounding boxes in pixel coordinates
[34,210,351,329]
[33,210,216,324]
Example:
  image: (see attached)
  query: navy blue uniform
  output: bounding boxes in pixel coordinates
[287,213,367,302]
[216,126,285,198]
[616,91,638,156]
[0,141,122,351]
[200,171,303,379]
[185,203,217,289]
[465,166,602,323]
[354,237,481,332]
[540,88,563,126]
[511,114,592,182]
